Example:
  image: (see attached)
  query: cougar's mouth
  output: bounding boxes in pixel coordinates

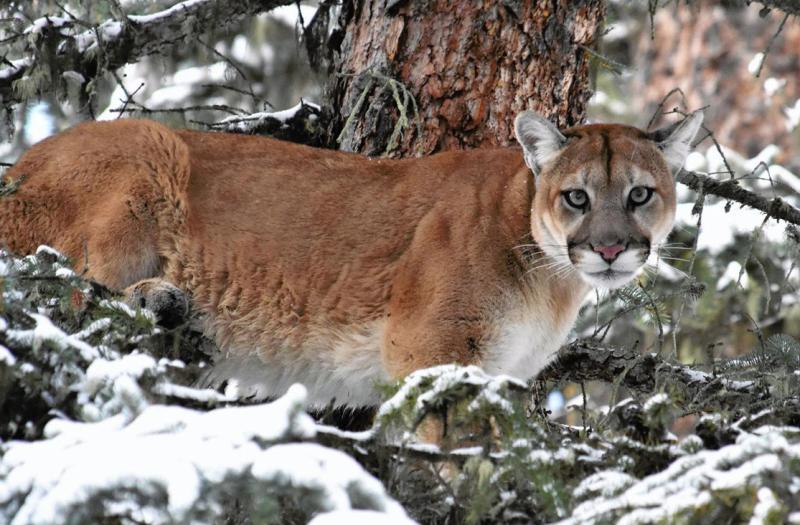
[581,268,638,289]
[586,269,634,279]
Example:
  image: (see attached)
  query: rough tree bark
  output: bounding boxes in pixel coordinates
[323,0,605,156]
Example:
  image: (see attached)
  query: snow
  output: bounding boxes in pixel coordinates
[5,313,99,362]
[603,22,632,42]
[151,381,233,403]
[0,385,411,524]
[252,443,409,516]
[643,392,669,412]
[23,16,69,35]
[678,366,754,391]
[309,510,418,525]
[72,318,112,340]
[677,200,785,255]
[763,77,786,97]
[0,345,16,366]
[547,389,566,415]
[589,90,628,116]
[377,364,524,422]
[127,0,210,24]
[228,35,275,68]
[217,101,322,133]
[449,446,484,456]
[53,267,75,278]
[269,4,318,29]
[316,424,374,443]
[677,144,800,254]
[72,20,123,53]
[34,245,66,260]
[559,427,800,524]
[717,260,748,291]
[170,61,229,86]
[82,352,158,399]
[785,99,800,132]
[768,164,800,195]
[99,298,155,323]
[528,447,577,466]
[748,53,765,75]
[573,470,636,499]
[0,57,32,80]
[145,84,195,107]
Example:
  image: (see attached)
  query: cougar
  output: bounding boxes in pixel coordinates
[1,110,703,407]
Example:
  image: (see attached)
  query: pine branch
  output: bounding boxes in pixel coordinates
[677,168,800,226]
[0,0,295,107]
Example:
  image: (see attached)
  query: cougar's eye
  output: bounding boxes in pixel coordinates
[562,189,589,210]
[629,186,654,207]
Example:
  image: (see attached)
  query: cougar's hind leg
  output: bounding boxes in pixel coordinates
[2,120,190,293]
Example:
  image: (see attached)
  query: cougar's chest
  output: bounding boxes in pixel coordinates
[481,283,586,381]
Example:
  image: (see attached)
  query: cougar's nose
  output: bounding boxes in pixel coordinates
[593,243,626,263]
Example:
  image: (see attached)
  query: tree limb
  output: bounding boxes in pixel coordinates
[542,339,772,411]
[196,100,331,147]
[677,169,800,226]
[0,0,294,107]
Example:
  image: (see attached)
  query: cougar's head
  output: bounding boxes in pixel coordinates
[514,110,703,289]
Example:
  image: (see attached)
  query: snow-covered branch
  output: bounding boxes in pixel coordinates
[0,0,295,107]
[201,100,330,146]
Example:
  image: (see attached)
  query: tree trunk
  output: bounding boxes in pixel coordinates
[325,0,606,157]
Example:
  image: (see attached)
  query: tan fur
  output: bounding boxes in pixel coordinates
[0,115,693,407]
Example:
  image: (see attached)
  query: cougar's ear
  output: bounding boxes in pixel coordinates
[648,111,704,173]
[514,111,568,175]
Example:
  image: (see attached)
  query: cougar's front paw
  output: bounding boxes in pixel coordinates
[125,278,190,329]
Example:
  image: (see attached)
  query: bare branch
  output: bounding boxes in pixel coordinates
[542,339,771,411]
[677,169,800,226]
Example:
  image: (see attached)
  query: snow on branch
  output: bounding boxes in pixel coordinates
[558,427,800,524]
[0,0,295,107]
[199,100,330,146]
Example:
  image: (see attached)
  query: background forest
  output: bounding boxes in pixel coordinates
[1,0,800,524]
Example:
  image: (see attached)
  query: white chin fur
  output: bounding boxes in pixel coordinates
[579,269,640,289]
[575,250,646,289]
